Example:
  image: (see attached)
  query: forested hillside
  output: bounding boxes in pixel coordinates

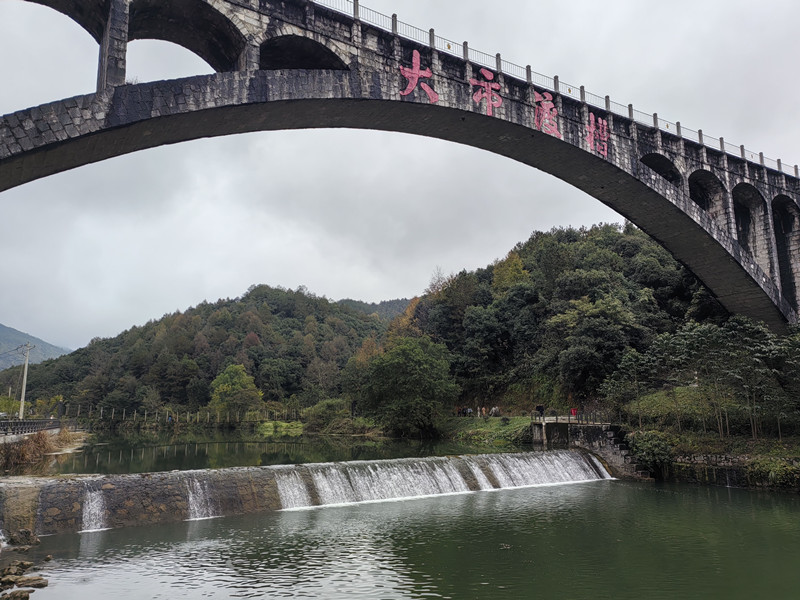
[4,223,796,441]
[0,285,387,415]
[391,222,728,410]
[0,324,71,370]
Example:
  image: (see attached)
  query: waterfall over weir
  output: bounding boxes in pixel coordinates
[21,450,612,535]
[185,475,216,520]
[274,451,610,510]
[80,482,108,532]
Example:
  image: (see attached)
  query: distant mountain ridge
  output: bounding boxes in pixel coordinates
[336,298,410,321]
[0,324,71,370]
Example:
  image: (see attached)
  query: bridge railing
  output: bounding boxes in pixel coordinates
[1,419,62,437]
[313,0,798,178]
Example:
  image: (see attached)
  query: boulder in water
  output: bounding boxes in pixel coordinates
[3,590,34,599]
[7,530,39,547]
[14,576,47,589]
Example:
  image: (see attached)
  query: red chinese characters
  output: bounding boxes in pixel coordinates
[533,91,562,139]
[399,50,439,104]
[586,113,610,157]
[469,68,503,117]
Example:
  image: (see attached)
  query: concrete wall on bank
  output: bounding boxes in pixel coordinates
[569,424,652,479]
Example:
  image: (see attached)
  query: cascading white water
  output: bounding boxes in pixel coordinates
[478,451,611,488]
[80,483,108,532]
[310,458,470,506]
[464,458,494,490]
[276,451,611,510]
[275,469,312,509]
[186,475,215,520]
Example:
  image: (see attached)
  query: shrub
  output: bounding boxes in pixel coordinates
[746,457,800,488]
[303,398,351,432]
[627,430,674,477]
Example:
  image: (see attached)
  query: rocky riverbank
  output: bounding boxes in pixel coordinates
[0,543,50,600]
[669,454,800,493]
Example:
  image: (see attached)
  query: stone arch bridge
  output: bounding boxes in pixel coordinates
[2,0,799,331]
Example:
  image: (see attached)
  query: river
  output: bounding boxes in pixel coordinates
[15,478,800,599]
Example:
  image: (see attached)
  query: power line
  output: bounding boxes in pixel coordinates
[0,344,30,358]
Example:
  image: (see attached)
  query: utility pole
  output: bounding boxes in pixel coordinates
[18,343,33,420]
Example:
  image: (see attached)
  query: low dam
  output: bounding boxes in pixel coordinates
[0,451,610,536]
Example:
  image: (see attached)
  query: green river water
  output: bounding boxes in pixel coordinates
[13,478,800,599]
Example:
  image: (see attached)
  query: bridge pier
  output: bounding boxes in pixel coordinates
[96,0,129,91]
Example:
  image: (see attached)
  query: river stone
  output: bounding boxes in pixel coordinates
[3,590,33,599]
[14,576,47,589]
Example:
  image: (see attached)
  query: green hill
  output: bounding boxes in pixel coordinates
[0,324,71,370]
[0,224,736,420]
[0,285,387,413]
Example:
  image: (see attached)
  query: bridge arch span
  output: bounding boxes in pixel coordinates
[3,0,799,332]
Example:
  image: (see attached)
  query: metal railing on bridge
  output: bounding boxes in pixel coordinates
[0,419,63,437]
[313,0,798,177]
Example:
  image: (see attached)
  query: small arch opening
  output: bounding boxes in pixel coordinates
[733,183,771,275]
[772,195,800,308]
[129,0,246,73]
[640,153,682,187]
[126,39,215,84]
[688,170,727,228]
[22,0,108,42]
[0,1,98,114]
[260,35,349,70]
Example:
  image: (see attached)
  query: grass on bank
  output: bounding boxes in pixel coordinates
[440,416,534,446]
[0,428,79,472]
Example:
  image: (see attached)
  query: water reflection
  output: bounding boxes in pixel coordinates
[23,482,800,599]
[34,431,524,476]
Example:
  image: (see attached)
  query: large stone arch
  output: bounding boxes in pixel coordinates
[772,195,800,307]
[733,182,772,277]
[128,0,247,73]
[688,169,728,231]
[640,153,682,187]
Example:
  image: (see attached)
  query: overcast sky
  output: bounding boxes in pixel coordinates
[1,0,799,350]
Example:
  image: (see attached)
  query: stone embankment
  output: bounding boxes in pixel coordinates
[0,468,284,537]
[669,454,800,492]
[569,424,653,480]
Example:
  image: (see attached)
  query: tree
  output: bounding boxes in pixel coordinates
[209,364,263,417]
[491,251,528,296]
[362,336,459,437]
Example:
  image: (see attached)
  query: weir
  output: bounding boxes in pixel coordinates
[0,451,610,536]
